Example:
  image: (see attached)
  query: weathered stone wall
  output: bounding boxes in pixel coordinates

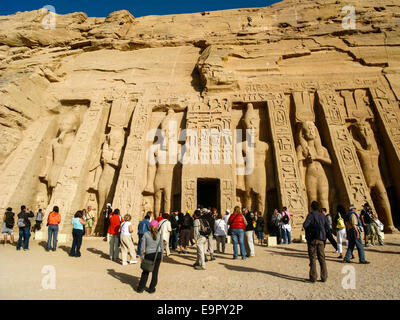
[1,0,400,240]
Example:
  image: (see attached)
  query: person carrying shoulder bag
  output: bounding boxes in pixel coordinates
[136,219,164,294]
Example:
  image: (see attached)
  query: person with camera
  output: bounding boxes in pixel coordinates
[16,205,34,251]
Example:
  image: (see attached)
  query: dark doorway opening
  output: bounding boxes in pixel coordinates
[197,178,220,213]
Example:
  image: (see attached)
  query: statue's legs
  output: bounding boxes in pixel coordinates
[154,189,163,217]
[373,180,398,233]
[97,165,115,213]
[245,189,252,211]
[305,175,318,211]
[318,182,330,212]
[163,184,172,214]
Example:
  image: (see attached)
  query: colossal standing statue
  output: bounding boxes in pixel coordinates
[39,112,80,201]
[239,103,271,214]
[349,120,397,233]
[96,126,125,213]
[296,121,332,211]
[144,108,177,215]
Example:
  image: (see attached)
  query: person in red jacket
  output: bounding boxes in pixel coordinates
[108,209,124,262]
[228,206,247,260]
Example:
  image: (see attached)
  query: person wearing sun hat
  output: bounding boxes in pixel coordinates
[136,219,164,294]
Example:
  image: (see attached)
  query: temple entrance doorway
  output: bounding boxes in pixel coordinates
[197,178,220,213]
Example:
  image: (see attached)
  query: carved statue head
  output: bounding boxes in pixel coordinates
[244,103,258,133]
[353,120,374,150]
[166,107,175,116]
[108,126,125,147]
[59,112,80,134]
[301,121,317,141]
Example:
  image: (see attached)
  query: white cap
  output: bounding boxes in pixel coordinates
[107,203,112,207]
[226,209,230,213]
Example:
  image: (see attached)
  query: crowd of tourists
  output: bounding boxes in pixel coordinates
[1,199,385,290]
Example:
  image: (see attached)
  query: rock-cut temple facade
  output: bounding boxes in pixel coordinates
[1,0,400,240]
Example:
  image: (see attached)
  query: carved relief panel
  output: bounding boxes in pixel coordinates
[267,92,307,230]
[317,90,374,211]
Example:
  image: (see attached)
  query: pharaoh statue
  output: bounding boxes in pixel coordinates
[90,126,125,215]
[237,103,271,214]
[349,119,397,233]
[296,121,332,211]
[144,108,177,215]
[39,112,80,200]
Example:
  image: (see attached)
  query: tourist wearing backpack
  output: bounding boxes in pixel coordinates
[303,201,330,283]
[271,209,282,244]
[343,205,370,264]
[281,207,292,244]
[178,211,192,254]
[228,206,247,260]
[16,205,34,251]
[2,207,15,246]
[46,206,61,252]
[214,212,227,254]
[335,205,347,259]
[193,210,208,270]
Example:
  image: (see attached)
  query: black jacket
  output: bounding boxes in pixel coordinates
[18,210,34,227]
[245,213,255,231]
[303,210,330,242]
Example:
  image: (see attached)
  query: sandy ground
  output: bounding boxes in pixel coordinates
[1,233,400,300]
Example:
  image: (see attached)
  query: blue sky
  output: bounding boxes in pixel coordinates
[1,0,280,17]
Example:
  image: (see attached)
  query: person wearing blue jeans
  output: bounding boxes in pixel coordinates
[16,206,34,251]
[17,226,30,250]
[282,228,291,244]
[343,206,370,264]
[137,215,150,256]
[231,228,246,260]
[69,210,86,257]
[46,225,59,251]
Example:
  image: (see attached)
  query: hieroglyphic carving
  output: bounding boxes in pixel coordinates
[235,78,380,97]
[186,97,232,164]
[46,98,110,234]
[182,179,196,213]
[266,92,307,231]
[221,179,233,213]
[317,90,374,210]
[369,87,400,164]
